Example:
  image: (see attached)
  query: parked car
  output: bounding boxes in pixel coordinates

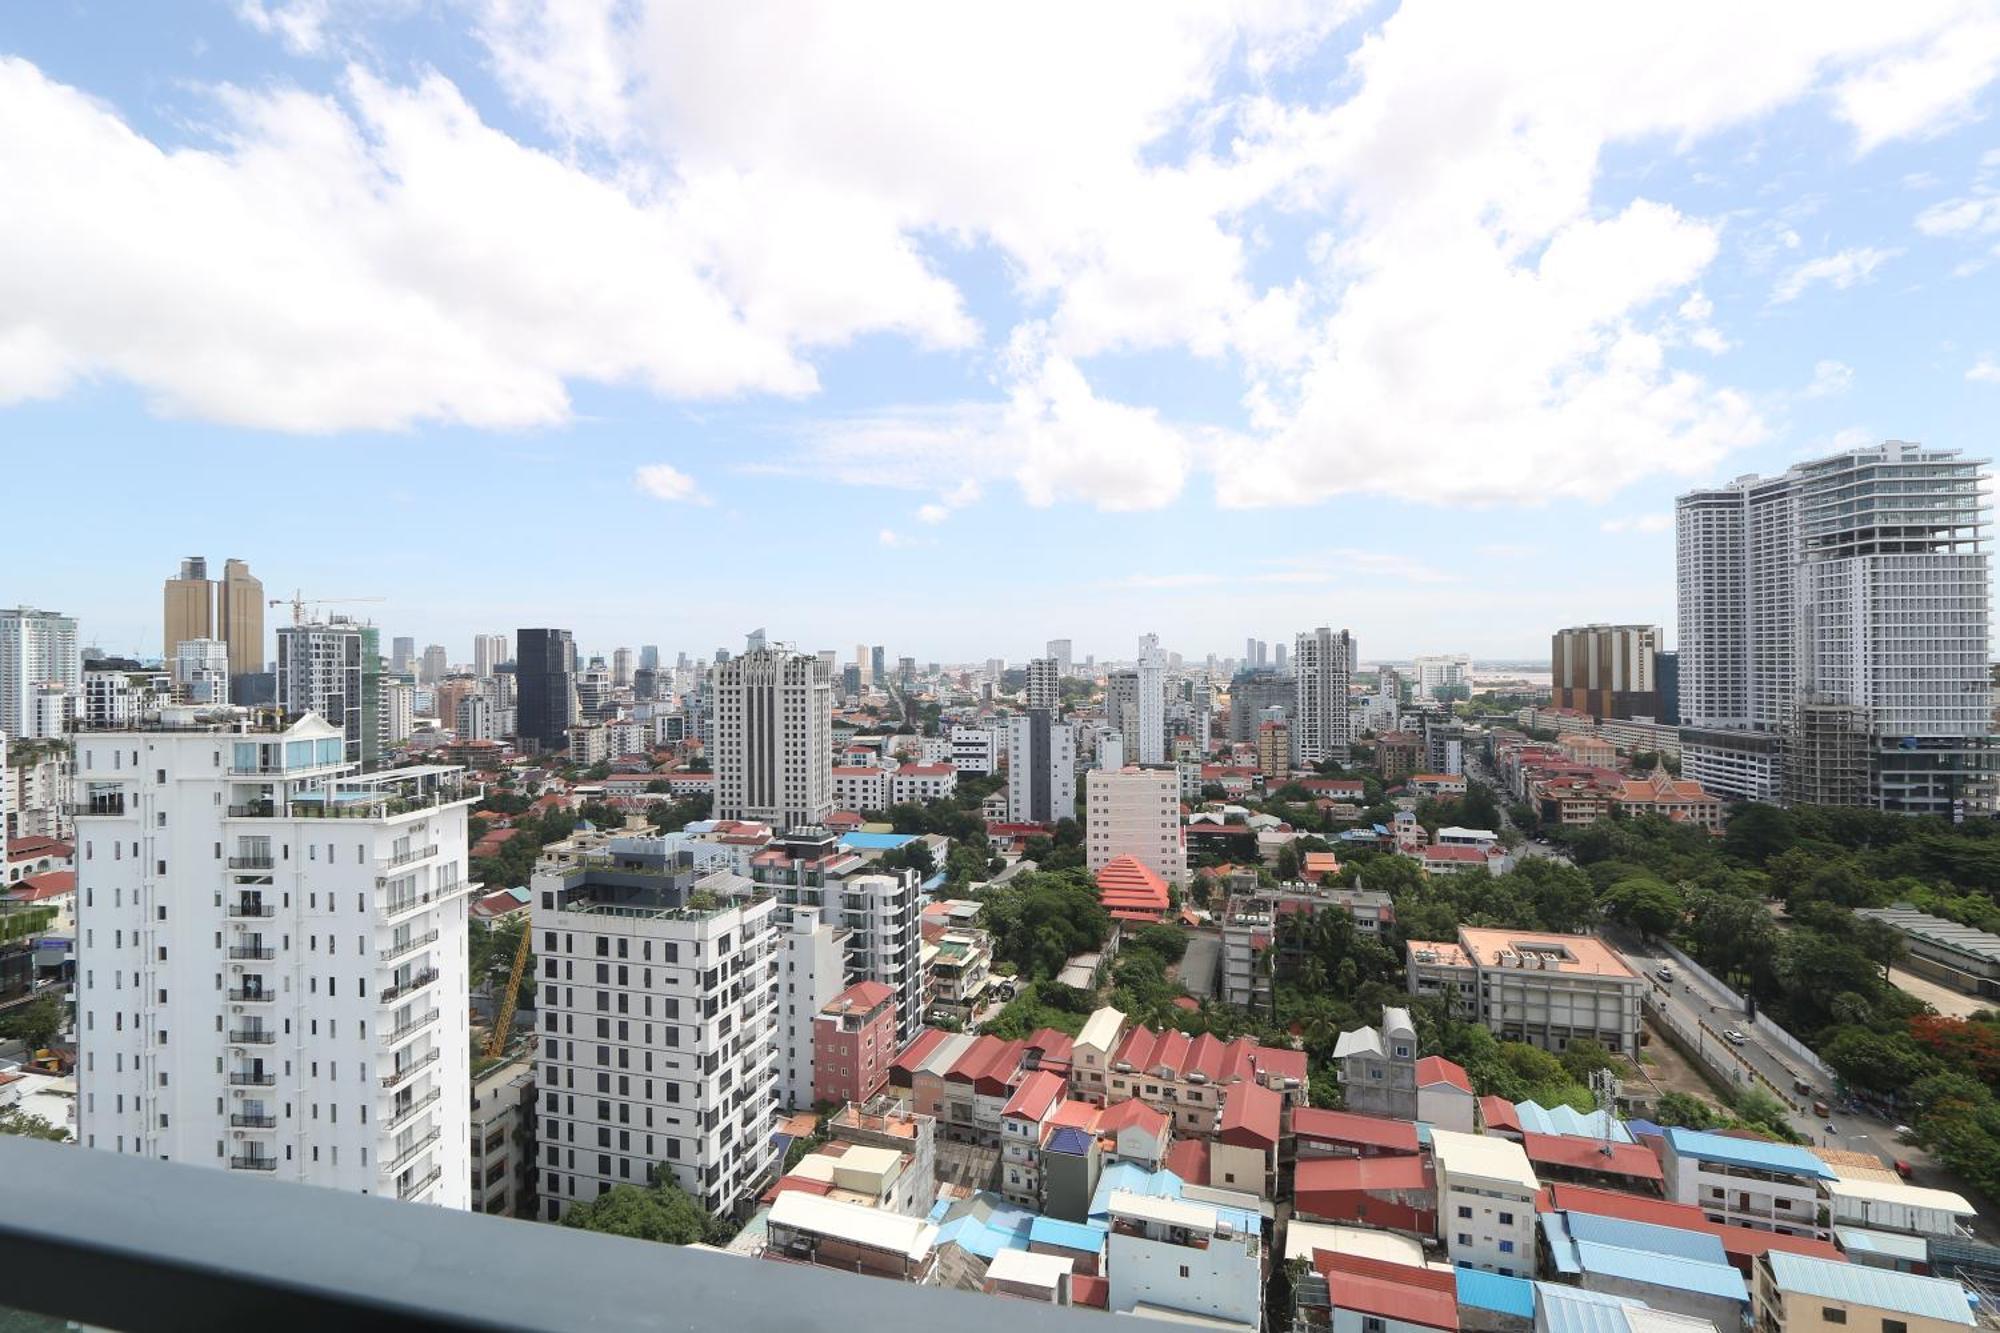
[1723,1029,1748,1045]
[1894,1160,1914,1179]
[1813,1099,1831,1118]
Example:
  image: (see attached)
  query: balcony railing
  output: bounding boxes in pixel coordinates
[380,1048,440,1089]
[385,1088,442,1134]
[228,947,276,961]
[228,901,276,919]
[379,968,439,1006]
[379,930,439,963]
[227,988,275,1003]
[396,1165,444,1201]
[228,1029,277,1046]
[381,845,439,870]
[228,856,275,870]
[227,1072,276,1087]
[386,1010,440,1045]
[228,1156,278,1172]
[230,1113,279,1129]
[0,1133,1114,1332]
[385,1129,441,1176]
[68,797,126,817]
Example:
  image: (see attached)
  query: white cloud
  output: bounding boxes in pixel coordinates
[1917,194,2000,237]
[1832,15,2000,153]
[1803,359,1854,397]
[915,504,950,525]
[1770,246,1900,303]
[234,0,336,55]
[633,462,707,503]
[1971,359,2000,383]
[1600,514,1673,535]
[916,479,981,525]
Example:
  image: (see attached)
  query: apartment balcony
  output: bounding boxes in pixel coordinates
[380,844,440,871]
[69,796,126,817]
[385,1129,442,1177]
[1,1134,1114,1330]
[379,930,439,963]
[227,987,276,1003]
[228,1156,279,1172]
[380,1048,440,1089]
[379,968,439,1006]
[228,947,277,961]
[385,1088,442,1135]
[385,1010,440,1046]
[396,1164,445,1202]
[227,1072,277,1087]
[228,856,276,871]
[225,801,277,818]
[230,1113,279,1130]
[227,900,276,919]
[228,1029,277,1046]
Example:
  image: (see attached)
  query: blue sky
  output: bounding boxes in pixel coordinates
[4,2,2000,666]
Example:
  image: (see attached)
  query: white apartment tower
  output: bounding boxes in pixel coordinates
[1,606,80,740]
[1006,709,1076,825]
[713,646,834,830]
[1677,441,1993,815]
[1025,657,1061,713]
[532,837,780,1218]
[277,618,381,769]
[1294,627,1356,767]
[1046,638,1073,677]
[1410,653,1473,700]
[1135,634,1167,764]
[73,711,477,1207]
[1086,766,1187,887]
[173,638,231,705]
[472,633,509,680]
[779,906,846,1109]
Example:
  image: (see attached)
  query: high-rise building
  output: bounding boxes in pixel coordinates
[391,637,417,676]
[854,644,870,686]
[74,711,477,1206]
[638,645,660,672]
[779,907,846,1110]
[163,556,213,660]
[1656,650,1680,727]
[1255,720,1290,776]
[1006,708,1076,825]
[1273,643,1288,673]
[870,645,886,686]
[1676,440,1994,815]
[277,618,382,768]
[384,679,416,743]
[531,838,780,1219]
[1025,657,1061,712]
[218,559,264,684]
[1046,638,1073,677]
[1,606,80,740]
[1227,668,1292,744]
[1410,653,1473,700]
[172,638,230,705]
[1293,627,1356,767]
[713,645,833,830]
[473,633,508,679]
[612,647,635,687]
[514,628,576,754]
[1135,634,1166,765]
[1550,627,1661,720]
[419,644,448,685]
[1085,766,1186,887]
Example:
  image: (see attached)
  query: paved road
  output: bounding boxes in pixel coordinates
[1887,965,1994,1019]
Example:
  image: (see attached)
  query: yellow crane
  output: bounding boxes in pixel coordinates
[484,922,533,1059]
[267,592,386,625]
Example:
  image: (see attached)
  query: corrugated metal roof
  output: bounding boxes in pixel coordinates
[1572,1240,1749,1302]
[1027,1216,1107,1256]
[1562,1211,1727,1265]
[1535,1285,1646,1333]
[1515,1100,1634,1143]
[1662,1127,1836,1180]
[1835,1227,1930,1263]
[1766,1251,1975,1324]
[1455,1269,1536,1318]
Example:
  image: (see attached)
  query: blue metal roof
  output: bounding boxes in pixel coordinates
[1086,1163,1261,1236]
[929,1193,1040,1260]
[1541,1213,1582,1274]
[1563,1212,1727,1265]
[1028,1217,1107,1255]
[1662,1127,1837,1180]
[1623,1118,1663,1139]
[1044,1126,1095,1157]
[839,832,919,850]
[1516,1100,1634,1143]
[1766,1252,1975,1325]
[1835,1228,1930,1264]
[1456,1269,1536,1318]
[1572,1240,1749,1303]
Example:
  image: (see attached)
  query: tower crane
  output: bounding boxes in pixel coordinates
[268,592,386,625]
[484,923,533,1059]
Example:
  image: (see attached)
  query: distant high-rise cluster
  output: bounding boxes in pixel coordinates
[514,627,576,754]
[161,556,263,701]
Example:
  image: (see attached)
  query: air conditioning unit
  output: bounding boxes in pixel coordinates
[231,1005,243,1015]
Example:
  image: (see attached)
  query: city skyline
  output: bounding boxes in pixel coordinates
[6,7,2000,659]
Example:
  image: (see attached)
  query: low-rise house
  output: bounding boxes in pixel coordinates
[1523,1133,1666,1195]
[1540,1209,1749,1329]
[764,1190,939,1282]
[1294,1155,1436,1237]
[813,980,899,1109]
[1104,1025,1308,1136]
[1417,1056,1479,1132]
[1823,1178,1976,1240]
[1334,1006,1418,1119]
[1292,1107,1421,1161]
[1212,1081,1282,1198]
[1096,855,1172,925]
[1432,1129,1539,1277]
[1660,1128,1837,1241]
[1753,1251,1974,1333]
[1308,1253,1461,1333]
[1104,1189,1264,1330]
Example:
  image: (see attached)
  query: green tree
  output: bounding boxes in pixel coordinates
[560,1169,721,1245]
[1654,1091,1722,1129]
[0,1104,68,1141]
[1274,842,1302,882]
[1603,875,1686,941]
[0,994,65,1051]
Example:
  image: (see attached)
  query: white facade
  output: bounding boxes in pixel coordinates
[74,712,475,1208]
[1411,654,1473,699]
[1677,441,1993,815]
[1294,627,1356,767]
[381,681,414,743]
[712,647,833,830]
[532,841,780,1217]
[1086,766,1186,887]
[276,619,379,768]
[779,907,845,1109]
[82,672,144,730]
[1006,709,1075,825]
[1432,1129,1539,1277]
[473,634,508,680]
[1025,657,1061,712]
[949,724,1000,776]
[173,638,231,705]
[1135,634,1167,764]
[1105,1191,1263,1329]
[1,606,80,740]
[831,765,888,812]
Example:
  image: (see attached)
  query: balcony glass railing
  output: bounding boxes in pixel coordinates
[228,901,276,918]
[379,969,439,1006]
[228,947,276,961]
[385,1129,441,1176]
[380,1048,440,1089]
[227,988,275,1002]
[227,1072,276,1087]
[385,1010,440,1045]
[228,1156,278,1172]
[379,931,439,962]
[228,1029,276,1046]
[396,1165,443,1201]
[228,856,275,870]
[230,1113,279,1129]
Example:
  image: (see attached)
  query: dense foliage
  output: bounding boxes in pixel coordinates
[977,869,1110,980]
[559,1168,725,1245]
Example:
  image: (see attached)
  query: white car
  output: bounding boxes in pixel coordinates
[1722,1029,1747,1045]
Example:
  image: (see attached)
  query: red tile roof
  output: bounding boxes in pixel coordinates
[890,1028,950,1079]
[1314,1253,1458,1331]
[1164,1137,1210,1184]
[1292,1107,1421,1154]
[1479,1096,1522,1132]
[1421,844,1490,863]
[1521,1132,1663,1182]
[1095,1097,1169,1140]
[1218,1081,1282,1149]
[1096,855,1171,924]
[1001,1069,1067,1121]
[1415,1056,1472,1093]
[10,870,76,901]
[822,980,896,1015]
[6,837,72,861]
[1112,1024,1307,1087]
[947,1035,1027,1095]
[1295,1155,1430,1194]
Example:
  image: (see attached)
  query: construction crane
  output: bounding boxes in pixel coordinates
[268,591,386,625]
[484,922,533,1059]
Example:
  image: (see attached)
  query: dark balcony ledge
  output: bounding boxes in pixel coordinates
[0,1135,1112,1333]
